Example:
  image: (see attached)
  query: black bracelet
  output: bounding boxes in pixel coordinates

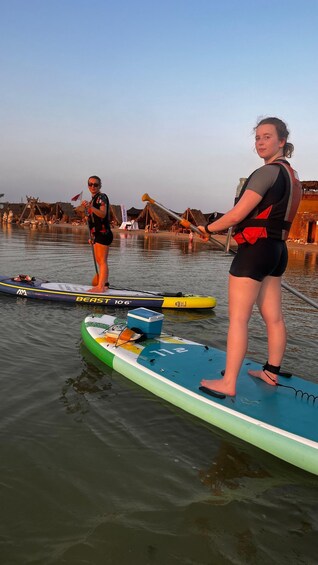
[204,223,213,234]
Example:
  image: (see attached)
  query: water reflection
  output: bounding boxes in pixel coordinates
[67,344,304,508]
[116,231,212,255]
[162,310,215,324]
[60,353,113,421]
[199,442,271,496]
[287,248,318,275]
[0,223,12,238]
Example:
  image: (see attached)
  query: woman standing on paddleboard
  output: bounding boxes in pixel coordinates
[82,175,113,293]
[199,117,302,396]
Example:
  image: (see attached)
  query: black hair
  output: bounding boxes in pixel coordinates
[88,175,102,187]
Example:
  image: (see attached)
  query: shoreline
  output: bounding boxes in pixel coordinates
[58,224,318,252]
[7,222,317,252]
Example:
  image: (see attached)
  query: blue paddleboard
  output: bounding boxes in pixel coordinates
[81,310,318,476]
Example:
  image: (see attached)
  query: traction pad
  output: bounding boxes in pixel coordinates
[199,386,226,399]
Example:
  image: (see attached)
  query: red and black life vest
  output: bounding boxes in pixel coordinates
[233,160,302,245]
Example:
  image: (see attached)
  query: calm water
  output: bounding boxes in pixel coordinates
[0,224,317,565]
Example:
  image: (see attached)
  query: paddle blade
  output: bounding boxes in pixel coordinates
[180,219,191,229]
[142,193,155,204]
[104,326,142,345]
[92,273,99,286]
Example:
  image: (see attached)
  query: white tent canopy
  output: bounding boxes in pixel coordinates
[119,220,139,230]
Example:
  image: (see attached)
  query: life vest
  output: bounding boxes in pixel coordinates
[233,160,302,245]
[88,192,111,235]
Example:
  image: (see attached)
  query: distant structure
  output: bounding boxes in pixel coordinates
[136,203,173,230]
[0,193,4,222]
[0,181,316,242]
[17,196,48,225]
[289,182,318,244]
[181,207,206,227]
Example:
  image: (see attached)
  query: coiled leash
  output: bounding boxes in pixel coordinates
[263,362,318,404]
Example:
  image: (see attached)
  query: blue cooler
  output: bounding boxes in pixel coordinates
[127,308,164,338]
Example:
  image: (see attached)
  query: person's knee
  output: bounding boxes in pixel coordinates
[229,304,254,324]
[261,311,284,326]
[229,312,251,326]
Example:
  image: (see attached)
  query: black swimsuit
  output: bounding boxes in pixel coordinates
[229,239,288,281]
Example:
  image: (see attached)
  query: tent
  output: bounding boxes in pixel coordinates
[119,220,139,230]
[136,203,173,230]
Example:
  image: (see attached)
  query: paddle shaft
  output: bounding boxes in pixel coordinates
[90,241,98,276]
[143,195,227,252]
[86,215,99,284]
[141,193,318,310]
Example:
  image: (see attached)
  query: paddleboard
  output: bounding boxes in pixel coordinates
[0,276,216,309]
[81,310,318,476]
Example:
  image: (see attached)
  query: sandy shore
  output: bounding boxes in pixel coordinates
[45,223,317,252]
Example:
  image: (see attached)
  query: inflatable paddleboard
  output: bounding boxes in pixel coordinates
[0,276,216,309]
[81,309,318,476]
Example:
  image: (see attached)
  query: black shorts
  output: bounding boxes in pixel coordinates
[94,230,113,246]
[229,238,288,282]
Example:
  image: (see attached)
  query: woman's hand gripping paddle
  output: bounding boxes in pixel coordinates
[141,193,318,310]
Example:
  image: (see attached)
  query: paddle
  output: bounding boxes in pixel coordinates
[142,193,227,252]
[75,193,99,285]
[85,215,99,286]
[90,242,99,286]
[141,193,318,310]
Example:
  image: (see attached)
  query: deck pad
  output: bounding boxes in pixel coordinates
[42,282,159,296]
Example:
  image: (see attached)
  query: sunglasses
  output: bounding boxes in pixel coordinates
[88,182,100,188]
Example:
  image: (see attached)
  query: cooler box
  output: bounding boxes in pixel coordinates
[127,308,164,338]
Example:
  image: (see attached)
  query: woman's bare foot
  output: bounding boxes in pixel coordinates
[200,378,236,397]
[248,369,277,386]
[87,286,105,293]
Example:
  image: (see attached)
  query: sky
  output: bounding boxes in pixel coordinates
[0,0,317,212]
